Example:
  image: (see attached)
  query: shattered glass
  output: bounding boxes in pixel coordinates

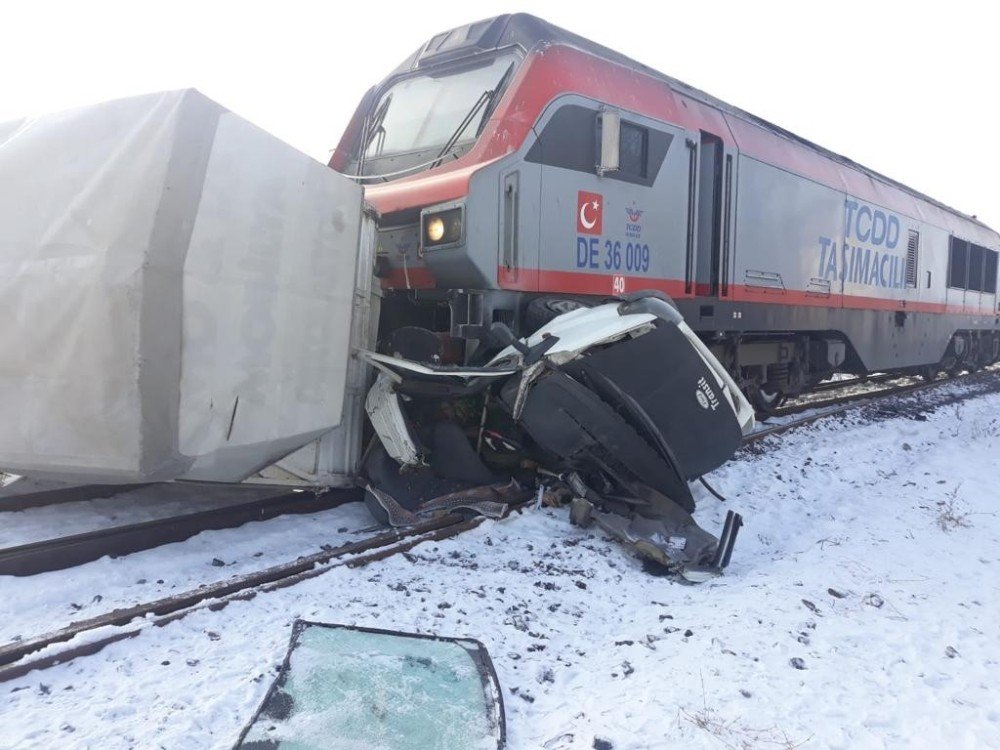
[236,621,504,750]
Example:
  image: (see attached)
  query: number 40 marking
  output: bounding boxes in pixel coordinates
[612,275,626,294]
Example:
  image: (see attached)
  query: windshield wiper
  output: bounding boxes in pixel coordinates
[356,92,392,176]
[475,62,515,137]
[431,62,516,169]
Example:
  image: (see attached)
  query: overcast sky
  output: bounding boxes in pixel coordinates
[3,0,997,227]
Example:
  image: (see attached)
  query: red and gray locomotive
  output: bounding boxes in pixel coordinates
[331,13,1000,411]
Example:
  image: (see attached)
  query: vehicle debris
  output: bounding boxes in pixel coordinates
[235,621,505,750]
[361,293,754,578]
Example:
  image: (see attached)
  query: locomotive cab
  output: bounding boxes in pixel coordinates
[331,14,693,366]
[331,17,526,306]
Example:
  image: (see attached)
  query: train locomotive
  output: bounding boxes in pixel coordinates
[332,13,1000,412]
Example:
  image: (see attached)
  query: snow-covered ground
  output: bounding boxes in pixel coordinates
[0,499,378,646]
[0,481,317,547]
[3,388,1000,749]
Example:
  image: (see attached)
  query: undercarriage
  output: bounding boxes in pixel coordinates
[378,288,1000,416]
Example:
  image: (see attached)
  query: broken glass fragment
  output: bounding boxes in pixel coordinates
[235,621,505,750]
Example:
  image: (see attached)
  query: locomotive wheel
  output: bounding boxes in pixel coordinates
[751,386,785,415]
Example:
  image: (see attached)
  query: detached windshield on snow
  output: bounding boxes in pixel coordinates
[361,52,517,164]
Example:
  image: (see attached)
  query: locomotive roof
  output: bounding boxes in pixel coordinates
[399,13,995,237]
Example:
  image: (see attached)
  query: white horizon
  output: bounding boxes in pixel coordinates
[3,0,996,227]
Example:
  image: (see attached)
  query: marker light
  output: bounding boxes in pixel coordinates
[421,206,464,248]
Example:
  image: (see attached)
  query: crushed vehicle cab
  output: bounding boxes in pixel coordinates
[361,292,753,578]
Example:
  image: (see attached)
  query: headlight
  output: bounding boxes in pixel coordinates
[426,217,445,243]
[422,207,463,248]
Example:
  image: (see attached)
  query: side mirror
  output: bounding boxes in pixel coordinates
[598,108,620,176]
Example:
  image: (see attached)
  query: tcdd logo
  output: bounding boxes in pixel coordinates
[625,204,643,239]
[577,191,603,235]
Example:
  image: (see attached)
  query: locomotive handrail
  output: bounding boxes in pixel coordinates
[744,269,786,292]
[806,277,833,297]
[684,138,698,294]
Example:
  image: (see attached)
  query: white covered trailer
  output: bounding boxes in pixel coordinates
[0,90,376,484]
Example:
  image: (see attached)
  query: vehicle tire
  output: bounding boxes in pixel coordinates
[363,488,390,525]
[523,297,590,332]
[751,386,785,415]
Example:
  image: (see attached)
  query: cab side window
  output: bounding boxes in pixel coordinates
[618,122,648,179]
[949,236,1000,294]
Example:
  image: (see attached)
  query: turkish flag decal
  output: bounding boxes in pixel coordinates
[576,191,603,235]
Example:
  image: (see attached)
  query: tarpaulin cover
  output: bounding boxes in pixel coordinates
[0,90,364,482]
[235,621,505,750]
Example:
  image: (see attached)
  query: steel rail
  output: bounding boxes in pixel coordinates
[809,372,899,393]
[770,377,926,419]
[0,489,360,577]
[745,367,1000,445]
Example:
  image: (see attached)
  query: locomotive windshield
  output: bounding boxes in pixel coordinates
[357,51,518,178]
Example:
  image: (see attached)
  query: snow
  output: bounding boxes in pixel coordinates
[785,373,921,409]
[0,500,378,645]
[3,388,1000,749]
[0,482,313,547]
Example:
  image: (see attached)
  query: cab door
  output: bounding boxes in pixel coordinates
[692,132,720,296]
[519,96,695,298]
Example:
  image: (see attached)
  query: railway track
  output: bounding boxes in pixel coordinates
[0,508,513,684]
[0,489,359,577]
[2,367,995,580]
[809,372,899,393]
[747,365,1000,445]
[2,367,984,580]
[3,368,996,579]
[771,376,922,419]
[2,366,998,684]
